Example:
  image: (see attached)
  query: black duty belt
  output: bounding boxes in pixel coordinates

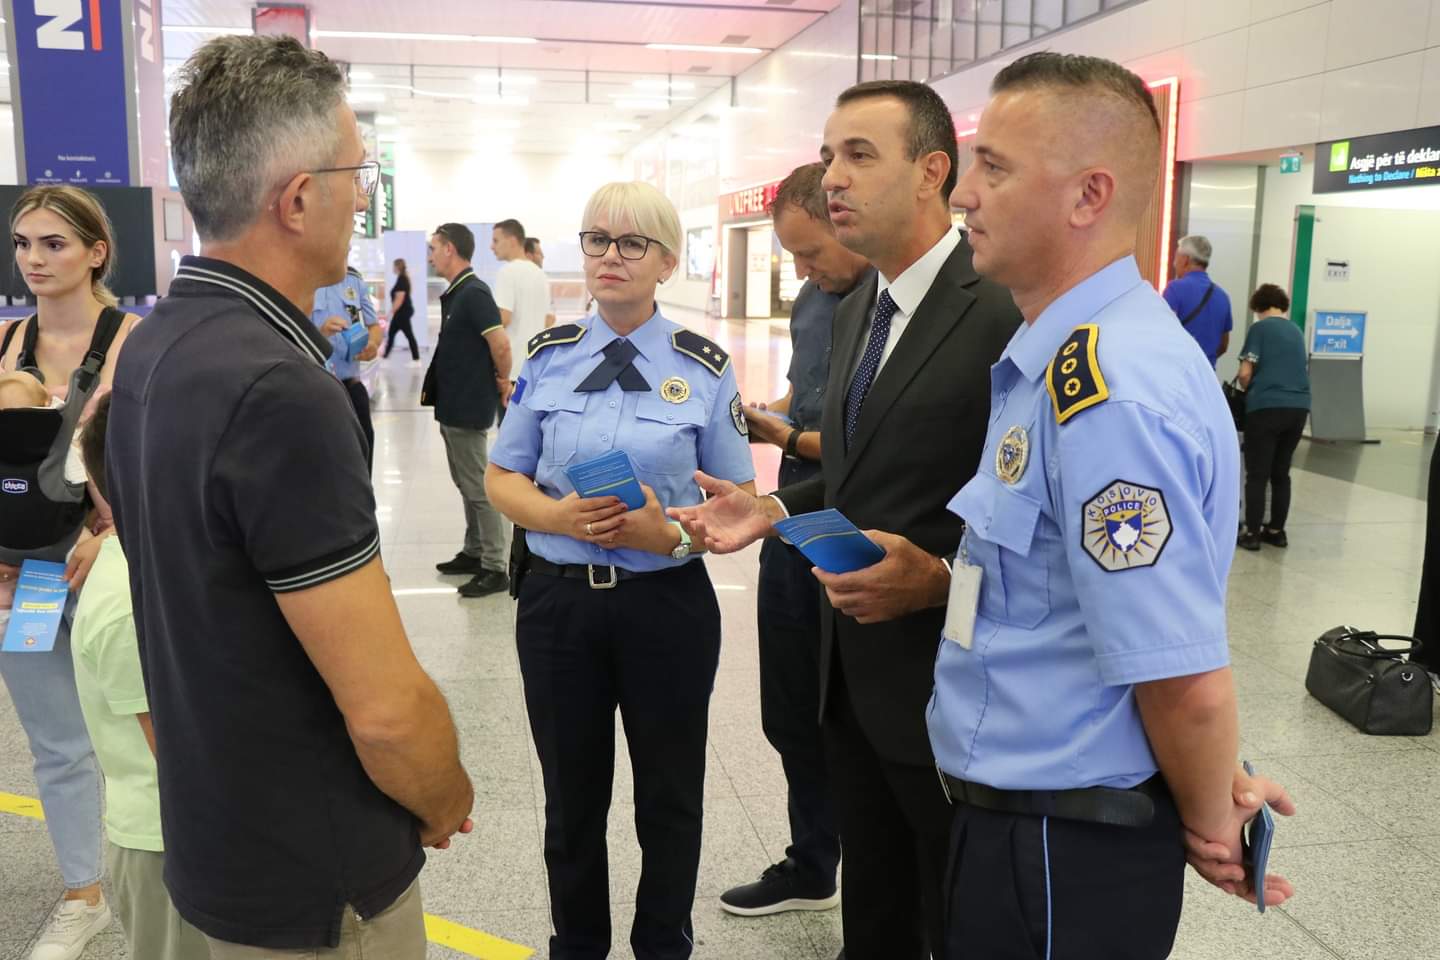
[938,770,1163,828]
[524,556,687,590]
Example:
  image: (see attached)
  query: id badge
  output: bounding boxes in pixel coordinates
[941,562,982,650]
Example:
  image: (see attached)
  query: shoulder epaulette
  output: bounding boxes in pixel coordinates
[345,266,362,278]
[671,329,730,376]
[1046,323,1109,424]
[527,323,586,358]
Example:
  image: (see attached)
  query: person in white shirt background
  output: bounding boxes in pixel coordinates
[491,220,555,369]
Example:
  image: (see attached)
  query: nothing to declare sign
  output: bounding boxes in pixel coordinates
[1314,125,1440,193]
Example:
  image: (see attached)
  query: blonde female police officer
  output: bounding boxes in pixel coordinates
[486,181,756,960]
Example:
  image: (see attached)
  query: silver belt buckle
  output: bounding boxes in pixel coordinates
[587,564,618,590]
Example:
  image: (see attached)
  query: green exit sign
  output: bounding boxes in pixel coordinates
[1280,154,1303,174]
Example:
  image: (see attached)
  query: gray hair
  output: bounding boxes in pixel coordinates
[1178,235,1212,266]
[169,35,345,242]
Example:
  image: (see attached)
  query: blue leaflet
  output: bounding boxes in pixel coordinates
[2,559,68,653]
[565,450,646,510]
[773,509,885,574]
[1242,760,1276,913]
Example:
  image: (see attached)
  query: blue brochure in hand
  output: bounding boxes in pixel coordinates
[773,509,886,574]
[566,449,646,510]
[342,321,370,359]
[2,560,69,653]
[1242,760,1275,913]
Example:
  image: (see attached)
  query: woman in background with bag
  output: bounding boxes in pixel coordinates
[1236,283,1311,551]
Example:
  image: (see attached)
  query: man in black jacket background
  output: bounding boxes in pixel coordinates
[670,80,1022,960]
[426,222,513,598]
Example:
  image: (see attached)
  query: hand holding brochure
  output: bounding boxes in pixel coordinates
[2,559,69,653]
[565,450,646,510]
[1241,760,1276,913]
[773,509,885,574]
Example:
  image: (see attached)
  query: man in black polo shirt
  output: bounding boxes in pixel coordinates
[106,36,473,958]
[425,222,513,598]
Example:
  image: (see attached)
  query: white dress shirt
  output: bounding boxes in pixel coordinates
[848,227,962,384]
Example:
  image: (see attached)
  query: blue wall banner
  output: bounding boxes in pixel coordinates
[1311,310,1366,356]
[7,0,133,185]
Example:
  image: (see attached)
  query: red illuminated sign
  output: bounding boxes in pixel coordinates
[720,180,784,222]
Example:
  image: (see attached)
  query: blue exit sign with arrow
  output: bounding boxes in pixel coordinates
[1311,310,1366,355]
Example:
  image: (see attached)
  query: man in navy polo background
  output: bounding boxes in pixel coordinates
[1163,235,1233,367]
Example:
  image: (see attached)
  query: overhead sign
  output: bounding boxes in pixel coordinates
[8,0,133,185]
[1280,154,1302,174]
[1311,310,1366,356]
[1315,125,1440,193]
[720,180,783,222]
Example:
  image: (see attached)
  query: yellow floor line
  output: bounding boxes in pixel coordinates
[0,790,534,959]
[0,790,45,819]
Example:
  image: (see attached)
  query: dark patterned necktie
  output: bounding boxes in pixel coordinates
[576,338,651,392]
[843,290,898,446]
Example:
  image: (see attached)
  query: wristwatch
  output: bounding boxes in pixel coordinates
[669,521,693,561]
[784,428,802,458]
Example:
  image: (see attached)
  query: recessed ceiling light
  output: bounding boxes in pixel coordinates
[645,42,763,55]
[315,30,537,43]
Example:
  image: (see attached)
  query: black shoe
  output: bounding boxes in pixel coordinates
[1237,531,1262,552]
[719,859,839,917]
[1260,528,1288,548]
[458,570,509,598]
[436,552,485,575]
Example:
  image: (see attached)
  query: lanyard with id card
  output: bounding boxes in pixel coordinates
[941,533,982,650]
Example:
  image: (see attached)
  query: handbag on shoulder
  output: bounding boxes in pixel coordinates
[1221,378,1246,432]
[1305,626,1433,735]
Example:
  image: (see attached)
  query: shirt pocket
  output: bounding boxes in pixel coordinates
[628,395,705,476]
[536,390,588,467]
[963,472,1050,629]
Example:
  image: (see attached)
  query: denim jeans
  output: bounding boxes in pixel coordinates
[0,599,104,888]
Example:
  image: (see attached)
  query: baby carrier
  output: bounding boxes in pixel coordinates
[0,308,124,566]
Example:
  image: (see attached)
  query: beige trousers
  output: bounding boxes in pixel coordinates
[203,880,425,960]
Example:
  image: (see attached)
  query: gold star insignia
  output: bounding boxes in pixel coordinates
[702,346,712,354]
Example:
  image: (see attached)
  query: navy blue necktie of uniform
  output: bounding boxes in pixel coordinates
[576,337,651,392]
[843,289,898,446]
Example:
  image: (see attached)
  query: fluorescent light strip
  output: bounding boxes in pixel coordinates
[861,53,900,61]
[646,42,763,54]
[315,30,537,44]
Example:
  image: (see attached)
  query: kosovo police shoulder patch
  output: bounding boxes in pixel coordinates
[671,329,730,376]
[1081,479,1172,572]
[1046,324,1109,425]
[527,323,586,359]
[731,392,748,437]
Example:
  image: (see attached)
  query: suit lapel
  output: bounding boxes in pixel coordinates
[839,235,980,482]
[821,272,876,484]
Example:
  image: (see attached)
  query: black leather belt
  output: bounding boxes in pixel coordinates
[524,556,681,590]
[938,770,1163,828]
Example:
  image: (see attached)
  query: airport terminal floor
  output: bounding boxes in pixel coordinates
[2,308,1438,960]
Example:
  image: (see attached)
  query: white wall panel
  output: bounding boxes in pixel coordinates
[1320,53,1426,140]
[1184,0,1254,44]
[1431,0,1440,47]
[1242,74,1324,151]
[1179,91,1249,160]
[1251,0,1327,22]
[1324,0,1431,71]
[1182,29,1252,102]
[1127,0,1188,62]
[1419,47,1440,126]
[1246,5,1331,88]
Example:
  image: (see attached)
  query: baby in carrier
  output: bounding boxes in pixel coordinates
[0,366,96,627]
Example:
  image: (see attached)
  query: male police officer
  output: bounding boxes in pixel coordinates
[312,264,380,469]
[930,52,1295,957]
[723,163,872,923]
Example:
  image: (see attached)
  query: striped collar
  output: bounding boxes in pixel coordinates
[441,267,475,298]
[171,256,332,365]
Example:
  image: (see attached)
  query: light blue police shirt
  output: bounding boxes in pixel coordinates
[490,307,757,572]
[310,270,377,380]
[927,256,1240,791]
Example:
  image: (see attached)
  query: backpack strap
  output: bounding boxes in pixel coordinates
[1180,283,1215,327]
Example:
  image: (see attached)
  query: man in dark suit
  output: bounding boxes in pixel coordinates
[670,80,1021,960]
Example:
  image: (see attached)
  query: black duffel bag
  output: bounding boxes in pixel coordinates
[1305,626,1433,736]
[1221,378,1246,432]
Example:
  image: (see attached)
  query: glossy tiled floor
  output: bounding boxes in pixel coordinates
[3,308,1439,960]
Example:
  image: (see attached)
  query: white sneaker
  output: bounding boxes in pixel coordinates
[29,898,112,960]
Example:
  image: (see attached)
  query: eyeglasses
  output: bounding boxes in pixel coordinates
[579,231,662,261]
[309,160,381,196]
